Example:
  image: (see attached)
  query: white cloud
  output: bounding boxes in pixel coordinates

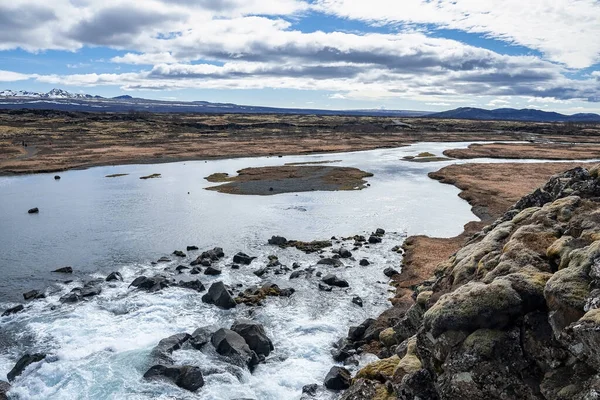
[0,70,30,81]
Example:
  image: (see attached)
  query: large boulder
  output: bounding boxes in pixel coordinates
[231,319,274,357]
[211,328,258,369]
[233,252,255,265]
[143,365,204,392]
[7,353,46,382]
[268,236,288,246]
[323,366,351,390]
[177,280,205,292]
[202,282,237,309]
[150,333,191,364]
[129,275,171,292]
[189,325,218,350]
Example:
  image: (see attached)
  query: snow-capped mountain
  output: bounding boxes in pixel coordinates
[0,88,103,99]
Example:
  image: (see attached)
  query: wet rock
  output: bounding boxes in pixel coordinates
[59,292,81,303]
[177,280,205,292]
[323,366,351,390]
[157,257,171,263]
[322,274,349,288]
[268,236,288,246]
[338,248,352,258]
[318,283,333,292]
[189,326,218,350]
[173,250,186,258]
[384,267,400,278]
[143,365,204,392]
[54,175,61,180]
[302,383,319,396]
[187,246,199,251]
[79,285,102,298]
[23,290,42,300]
[7,353,46,382]
[27,207,39,214]
[204,265,222,276]
[2,304,24,317]
[359,259,370,266]
[190,267,202,274]
[233,252,255,265]
[175,265,189,273]
[352,296,363,307]
[53,266,73,273]
[317,258,343,267]
[105,271,123,282]
[338,378,377,400]
[253,267,268,277]
[129,275,171,292]
[368,235,382,244]
[348,318,376,341]
[290,270,305,279]
[375,228,385,236]
[0,380,10,400]
[202,281,236,309]
[331,338,355,362]
[230,264,240,270]
[211,328,259,369]
[150,333,191,364]
[231,319,274,357]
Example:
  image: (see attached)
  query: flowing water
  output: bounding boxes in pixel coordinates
[0,142,558,399]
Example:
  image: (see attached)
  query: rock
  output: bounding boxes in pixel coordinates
[322,274,349,288]
[375,228,385,235]
[383,267,400,277]
[129,275,171,292]
[204,265,222,276]
[338,379,378,400]
[339,248,352,258]
[211,328,259,369]
[27,207,39,214]
[7,353,46,382]
[59,292,81,303]
[157,257,171,263]
[187,246,199,251]
[202,281,236,309]
[150,333,191,364]
[230,264,240,270]
[79,285,102,298]
[323,366,351,390]
[231,319,274,357]
[359,259,370,266]
[233,252,255,265]
[2,304,24,317]
[53,266,73,273]
[352,296,363,307]
[143,365,204,392]
[302,383,319,396]
[178,280,205,292]
[368,235,382,244]
[173,250,186,258]
[190,267,202,274]
[317,258,343,267]
[189,326,218,350]
[356,355,400,382]
[23,290,41,300]
[379,327,398,347]
[268,236,288,246]
[105,271,123,282]
[331,338,356,362]
[290,270,305,279]
[54,175,61,180]
[318,283,333,292]
[0,380,10,400]
[348,318,376,341]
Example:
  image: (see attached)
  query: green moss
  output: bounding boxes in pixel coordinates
[356,356,400,381]
[417,152,436,158]
[205,172,231,182]
[461,329,507,358]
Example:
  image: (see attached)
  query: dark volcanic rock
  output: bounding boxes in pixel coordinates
[324,366,351,390]
[211,328,259,369]
[176,265,190,273]
[177,280,205,292]
[204,265,222,276]
[173,250,186,258]
[150,333,191,364]
[54,175,61,180]
[59,292,81,303]
[0,380,10,400]
[268,236,288,246]
[157,257,171,263]
[23,290,41,300]
[359,259,370,266]
[190,267,202,274]
[352,296,363,307]
[318,283,333,292]
[187,246,199,251]
[129,275,171,292]
[202,281,236,309]
[105,271,123,282]
[189,326,218,350]
[302,383,319,396]
[7,353,46,382]
[231,319,274,357]
[233,252,255,265]
[144,365,204,392]
[317,258,343,267]
[338,248,353,258]
[383,267,400,278]
[322,274,349,288]
[2,304,24,317]
[375,228,385,236]
[368,235,382,244]
[53,266,73,273]
[27,207,39,214]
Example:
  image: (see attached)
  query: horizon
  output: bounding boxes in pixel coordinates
[1,1,599,114]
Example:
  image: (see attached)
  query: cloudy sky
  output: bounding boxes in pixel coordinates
[1,0,600,112]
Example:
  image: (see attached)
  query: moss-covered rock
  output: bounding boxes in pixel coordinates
[562,309,600,370]
[379,328,397,348]
[355,356,400,382]
[423,280,522,337]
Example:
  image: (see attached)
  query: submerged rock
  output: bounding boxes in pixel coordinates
[53,266,73,273]
[2,304,24,317]
[173,250,186,258]
[143,365,204,392]
[7,353,46,382]
[105,271,123,282]
[27,207,39,214]
[324,366,351,390]
[202,281,236,309]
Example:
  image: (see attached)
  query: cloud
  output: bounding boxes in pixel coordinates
[314,0,600,68]
[0,70,31,82]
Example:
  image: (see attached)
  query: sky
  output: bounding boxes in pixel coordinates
[1,0,600,113]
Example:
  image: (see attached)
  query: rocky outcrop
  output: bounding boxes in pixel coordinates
[340,165,600,400]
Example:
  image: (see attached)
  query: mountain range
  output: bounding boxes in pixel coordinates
[1,88,599,122]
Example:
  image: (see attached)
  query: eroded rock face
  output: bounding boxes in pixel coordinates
[340,165,600,400]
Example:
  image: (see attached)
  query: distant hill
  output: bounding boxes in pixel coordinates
[0,88,430,117]
[429,107,600,122]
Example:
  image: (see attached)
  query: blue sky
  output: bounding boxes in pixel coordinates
[1,0,599,113]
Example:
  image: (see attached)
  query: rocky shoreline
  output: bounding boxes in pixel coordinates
[328,164,600,399]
